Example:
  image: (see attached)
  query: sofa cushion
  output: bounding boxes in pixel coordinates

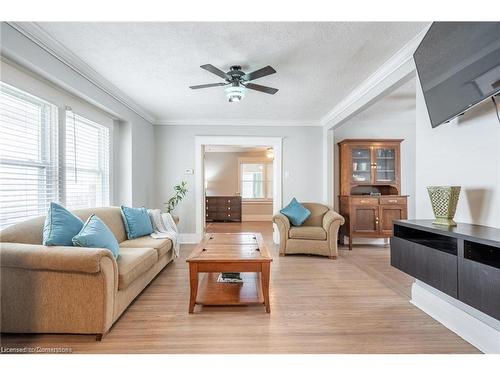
[72,215,120,258]
[119,236,172,258]
[43,202,84,246]
[117,248,158,290]
[280,198,311,226]
[289,226,327,240]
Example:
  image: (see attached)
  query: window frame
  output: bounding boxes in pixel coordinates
[237,157,273,202]
[0,82,59,228]
[63,110,112,210]
[0,81,113,228]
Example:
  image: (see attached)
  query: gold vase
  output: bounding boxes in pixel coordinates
[427,186,461,226]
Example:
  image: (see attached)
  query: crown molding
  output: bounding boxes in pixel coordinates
[320,23,431,129]
[8,22,156,124]
[154,118,321,127]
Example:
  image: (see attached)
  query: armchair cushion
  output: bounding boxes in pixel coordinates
[289,226,327,240]
[280,198,311,226]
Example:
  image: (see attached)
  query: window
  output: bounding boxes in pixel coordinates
[65,112,110,210]
[0,82,111,229]
[239,159,273,200]
[0,83,58,228]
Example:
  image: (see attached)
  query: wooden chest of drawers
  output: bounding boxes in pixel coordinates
[205,196,242,222]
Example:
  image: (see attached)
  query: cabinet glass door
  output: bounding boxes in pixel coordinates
[374,147,396,183]
[351,148,372,183]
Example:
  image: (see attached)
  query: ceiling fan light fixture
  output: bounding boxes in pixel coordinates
[225,85,247,103]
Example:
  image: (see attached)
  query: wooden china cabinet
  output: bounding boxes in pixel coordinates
[338,139,408,250]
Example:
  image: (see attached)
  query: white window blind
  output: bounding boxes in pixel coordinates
[65,111,110,210]
[0,82,58,229]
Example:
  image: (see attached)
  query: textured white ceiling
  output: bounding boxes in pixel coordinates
[35,22,427,124]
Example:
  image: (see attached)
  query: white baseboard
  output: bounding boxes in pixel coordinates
[411,280,500,353]
[242,214,272,222]
[179,233,202,244]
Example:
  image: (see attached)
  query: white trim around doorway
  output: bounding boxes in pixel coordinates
[194,136,283,243]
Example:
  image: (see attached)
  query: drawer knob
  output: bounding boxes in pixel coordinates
[388,199,397,203]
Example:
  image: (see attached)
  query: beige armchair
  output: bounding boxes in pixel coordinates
[272,203,345,259]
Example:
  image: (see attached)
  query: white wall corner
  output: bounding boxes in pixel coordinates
[320,24,430,130]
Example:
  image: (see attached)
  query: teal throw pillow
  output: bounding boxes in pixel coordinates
[280,198,311,226]
[72,214,120,258]
[43,202,84,246]
[120,206,153,240]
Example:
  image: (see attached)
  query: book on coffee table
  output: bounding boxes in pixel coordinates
[217,272,243,283]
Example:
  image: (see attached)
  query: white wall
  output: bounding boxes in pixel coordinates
[333,79,417,218]
[205,151,271,196]
[0,23,155,207]
[154,125,323,233]
[415,76,500,228]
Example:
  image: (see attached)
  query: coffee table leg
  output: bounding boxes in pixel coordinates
[261,263,271,313]
[188,263,198,313]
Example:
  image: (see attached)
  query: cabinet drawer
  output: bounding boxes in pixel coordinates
[380,196,406,205]
[390,237,458,298]
[351,197,378,205]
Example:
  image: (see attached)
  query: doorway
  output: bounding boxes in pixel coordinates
[194,136,283,243]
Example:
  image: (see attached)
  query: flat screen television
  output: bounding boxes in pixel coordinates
[414,22,500,128]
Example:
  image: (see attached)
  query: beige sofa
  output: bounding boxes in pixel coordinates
[272,203,345,259]
[0,207,174,340]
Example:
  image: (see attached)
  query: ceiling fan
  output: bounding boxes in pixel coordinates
[189,64,279,102]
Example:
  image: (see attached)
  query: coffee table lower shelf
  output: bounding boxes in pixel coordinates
[195,272,264,306]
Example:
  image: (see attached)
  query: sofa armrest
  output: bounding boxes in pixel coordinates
[272,213,290,255]
[1,242,117,335]
[0,243,116,274]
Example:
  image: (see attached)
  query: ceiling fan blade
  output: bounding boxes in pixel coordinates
[189,83,227,89]
[244,83,279,95]
[200,64,229,80]
[243,66,276,81]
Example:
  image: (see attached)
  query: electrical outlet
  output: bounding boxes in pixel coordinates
[185,169,194,174]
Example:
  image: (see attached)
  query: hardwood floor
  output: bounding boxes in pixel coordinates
[0,222,478,353]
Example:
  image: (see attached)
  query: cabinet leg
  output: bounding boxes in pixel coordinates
[349,236,353,251]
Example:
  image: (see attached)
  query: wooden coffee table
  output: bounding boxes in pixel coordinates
[186,232,272,313]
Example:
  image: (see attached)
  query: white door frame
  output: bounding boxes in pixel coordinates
[194,136,283,242]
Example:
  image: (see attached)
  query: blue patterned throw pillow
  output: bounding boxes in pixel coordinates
[280,198,311,226]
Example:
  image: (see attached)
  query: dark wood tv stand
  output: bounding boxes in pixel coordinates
[391,220,500,321]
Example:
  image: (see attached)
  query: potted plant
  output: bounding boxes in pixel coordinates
[164,181,188,224]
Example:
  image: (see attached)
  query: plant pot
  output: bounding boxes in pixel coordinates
[427,186,461,226]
